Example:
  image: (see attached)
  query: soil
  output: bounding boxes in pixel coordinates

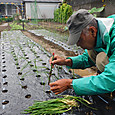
[0,22,97,77]
[22,30,76,57]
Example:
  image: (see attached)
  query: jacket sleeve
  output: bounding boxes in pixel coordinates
[72,35,115,95]
[72,50,115,95]
[66,50,95,69]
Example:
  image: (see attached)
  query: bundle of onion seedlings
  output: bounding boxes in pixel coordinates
[22,95,97,114]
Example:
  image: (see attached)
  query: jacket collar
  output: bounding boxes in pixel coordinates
[95,18,114,54]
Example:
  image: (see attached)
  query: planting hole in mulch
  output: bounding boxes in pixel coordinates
[43,52,47,55]
[58,66,62,69]
[30,64,34,67]
[36,55,40,58]
[25,94,31,98]
[2,57,5,59]
[2,100,9,105]
[2,54,5,56]
[21,85,27,89]
[14,58,18,61]
[26,57,29,59]
[22,43,26,45]
[3,75,7,78]
[34,52,37,55]
[52,73,55,76]
[69,69,72,73]
[20,78,25,81]
[28,60,31,63]
[18,72,22,75]
[24,54,27,56]
[3,82,8,85]
[39,59,43,61]
[33,69,37,72]
[46,67,50,70]
[2,61,6,63]
[40,81,46,85]
[16,66,20,69]
[2,89,8,93]
[36,74,41,77]
[11,51,14,53]
[2,69,6,72]
[45,90,51,94]
[42,63,46,65]
[13,55,16,58]
[2,65,6,68]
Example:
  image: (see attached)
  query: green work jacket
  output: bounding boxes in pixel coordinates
[67,15,115,95]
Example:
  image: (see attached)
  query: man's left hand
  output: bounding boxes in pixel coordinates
[49,79,73,95]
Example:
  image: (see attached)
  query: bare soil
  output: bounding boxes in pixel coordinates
[22,30,76,57]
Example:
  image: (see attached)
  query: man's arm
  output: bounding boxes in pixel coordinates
[72,46,115,95]
[66,50,95,69]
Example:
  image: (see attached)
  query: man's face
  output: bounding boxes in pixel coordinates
[76,27,97,50]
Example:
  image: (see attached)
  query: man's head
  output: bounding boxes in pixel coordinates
[67,9,98,50]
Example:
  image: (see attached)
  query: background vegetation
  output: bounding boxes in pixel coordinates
[54,3,73,24]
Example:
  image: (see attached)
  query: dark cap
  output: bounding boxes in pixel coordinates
[67,9,94,45]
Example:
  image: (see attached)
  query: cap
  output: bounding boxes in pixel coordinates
[67,9,94,45]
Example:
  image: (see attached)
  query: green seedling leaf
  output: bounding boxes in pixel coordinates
[22,95,97,114]
[21,62,29,71]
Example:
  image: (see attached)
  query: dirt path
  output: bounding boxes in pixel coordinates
[22,30,76,58]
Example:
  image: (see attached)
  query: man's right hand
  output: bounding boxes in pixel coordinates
[49,55,72,67]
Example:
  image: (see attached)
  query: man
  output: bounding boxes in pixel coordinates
[49,9,115,96]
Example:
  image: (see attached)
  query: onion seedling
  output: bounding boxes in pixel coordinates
[22,95,97,114]
[48,53,54,85]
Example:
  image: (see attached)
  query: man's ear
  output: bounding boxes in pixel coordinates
[89,26,97,38]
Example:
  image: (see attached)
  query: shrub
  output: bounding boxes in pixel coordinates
[0,17,13,23]
[5,17,13,22]
[9,22,23,30]
[54,3,73,24]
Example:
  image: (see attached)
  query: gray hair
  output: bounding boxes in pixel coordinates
[82,18,98,34]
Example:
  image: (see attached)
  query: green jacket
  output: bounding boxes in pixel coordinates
[67,15,115,95]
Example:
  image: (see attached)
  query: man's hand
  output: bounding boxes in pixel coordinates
[49,79,73,95]
[49,55,72,67]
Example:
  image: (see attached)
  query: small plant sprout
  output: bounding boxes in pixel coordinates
[48,53,54,85]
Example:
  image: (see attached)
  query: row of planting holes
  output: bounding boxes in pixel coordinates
[1,44,31,110]
[11,41,50,98]
[16,43,50,97]
[18,43,50,88]
[1,44,9,109]
[11,44,32,99]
